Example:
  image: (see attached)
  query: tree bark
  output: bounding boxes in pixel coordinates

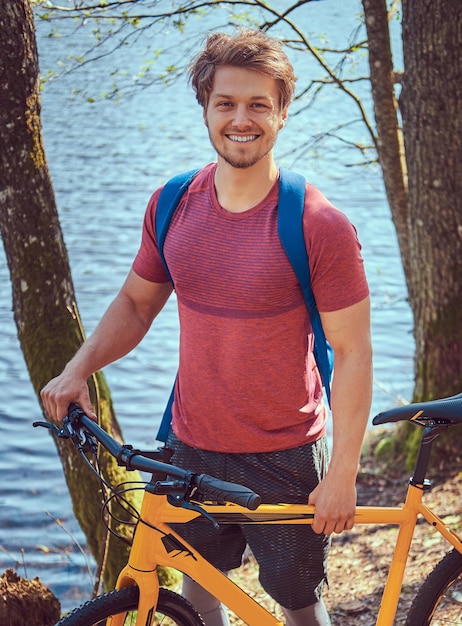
[401,0,462,401]
[362,0,410,291]
[363,0,462,399]
[361,0,462,464]
[0,0,142,591]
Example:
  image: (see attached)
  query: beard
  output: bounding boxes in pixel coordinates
[207,129,275,170]
[215,153,260,169]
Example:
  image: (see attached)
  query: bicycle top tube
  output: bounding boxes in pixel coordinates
[373,392,462,426]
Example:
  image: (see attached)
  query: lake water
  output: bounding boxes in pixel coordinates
[0,0,413,612]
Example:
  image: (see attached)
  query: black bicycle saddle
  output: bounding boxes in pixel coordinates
[373,392,462,426]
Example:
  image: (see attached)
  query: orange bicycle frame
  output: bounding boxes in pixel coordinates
[108,482,462,626]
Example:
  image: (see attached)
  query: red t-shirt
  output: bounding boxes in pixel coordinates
[133,164,369,452]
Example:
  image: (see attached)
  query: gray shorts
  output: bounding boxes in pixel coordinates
[166,430,331,610]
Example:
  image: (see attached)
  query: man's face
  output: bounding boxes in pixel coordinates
[203,65,288,170]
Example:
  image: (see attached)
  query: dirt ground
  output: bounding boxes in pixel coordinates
[0,568,60,626]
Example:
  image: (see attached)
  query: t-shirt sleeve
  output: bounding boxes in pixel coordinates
[132,188,171,283]
[303,184,369,312]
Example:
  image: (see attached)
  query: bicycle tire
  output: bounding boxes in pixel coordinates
[55,585,205,626]
[405,548,462,625]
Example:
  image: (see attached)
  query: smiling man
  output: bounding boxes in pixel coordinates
[41,29,372,626]
[204,65,287,172]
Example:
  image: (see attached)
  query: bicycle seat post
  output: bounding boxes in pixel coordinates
[410,423,447,487]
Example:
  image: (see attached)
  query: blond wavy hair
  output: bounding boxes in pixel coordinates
[189,29,297,110]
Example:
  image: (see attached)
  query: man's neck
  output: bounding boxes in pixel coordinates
[214,157,278,213]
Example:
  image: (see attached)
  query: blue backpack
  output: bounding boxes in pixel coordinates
[155,167,333,442]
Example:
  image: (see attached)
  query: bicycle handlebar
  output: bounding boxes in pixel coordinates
[63,404,261,511]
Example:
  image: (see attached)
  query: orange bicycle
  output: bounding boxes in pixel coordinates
[35,394,462,625]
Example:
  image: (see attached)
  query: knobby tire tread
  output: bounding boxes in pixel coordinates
[405,548,462,625]
[55,585,205,626]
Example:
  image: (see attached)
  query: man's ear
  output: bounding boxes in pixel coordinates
[279,107,288,129]
[203,107,208,128]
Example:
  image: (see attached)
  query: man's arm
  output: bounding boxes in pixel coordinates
[41,270,173,422]
[308,295,372,535]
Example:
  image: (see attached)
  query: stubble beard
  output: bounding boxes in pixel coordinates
[208,131,274,170]
[216,153,260,169]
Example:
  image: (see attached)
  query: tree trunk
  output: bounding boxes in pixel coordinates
[362,0,410,290]
[401,0,462,402]
[0,0,142,591]
[363,0,462,402]
[362,0,462,464]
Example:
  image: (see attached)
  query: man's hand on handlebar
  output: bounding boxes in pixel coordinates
[40,368,97,423]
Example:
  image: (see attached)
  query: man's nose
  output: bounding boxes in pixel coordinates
[232,104,252,127]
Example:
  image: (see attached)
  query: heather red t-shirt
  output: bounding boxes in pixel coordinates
[133,164,369,453]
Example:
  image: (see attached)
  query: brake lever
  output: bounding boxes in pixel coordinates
[33,421,67,438]
[33,418,97,454]
[167,495,219,529]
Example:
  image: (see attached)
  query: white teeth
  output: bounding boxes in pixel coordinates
[228,135,258,142]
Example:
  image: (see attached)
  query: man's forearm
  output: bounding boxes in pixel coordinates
[328,345,373,477]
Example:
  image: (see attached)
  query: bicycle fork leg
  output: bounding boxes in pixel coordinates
[108,566,160,626]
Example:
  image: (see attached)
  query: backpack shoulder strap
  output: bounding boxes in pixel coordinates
[278,168,333,407]
[155,168,200,284]
[154,169,198,442]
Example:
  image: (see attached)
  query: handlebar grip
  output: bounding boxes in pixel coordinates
[68,403,86,421]
[194,474,261,511]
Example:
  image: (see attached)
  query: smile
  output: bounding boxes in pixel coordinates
[227,135,259,143]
